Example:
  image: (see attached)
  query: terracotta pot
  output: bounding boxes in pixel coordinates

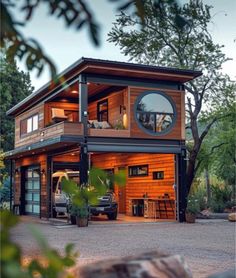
[76,217,88,227]
[185,213,196,223]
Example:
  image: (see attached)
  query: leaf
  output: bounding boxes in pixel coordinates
[61,177,78,195]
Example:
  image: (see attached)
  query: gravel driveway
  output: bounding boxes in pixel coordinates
[11,218,235,278]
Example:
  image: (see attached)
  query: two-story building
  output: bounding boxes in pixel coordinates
[6,58,201,222]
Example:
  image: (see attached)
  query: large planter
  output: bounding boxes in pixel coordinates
[185,212,196,223]
[76,216,88,227]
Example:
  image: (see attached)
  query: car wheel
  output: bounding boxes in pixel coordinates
[107,211,117,220]
[52,208,57,218]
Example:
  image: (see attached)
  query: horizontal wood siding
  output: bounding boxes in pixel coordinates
[15,104,44,148]
[15,122,83,148]
[91,153,175,215]
[129,87,184,140]
[44,102,79,126]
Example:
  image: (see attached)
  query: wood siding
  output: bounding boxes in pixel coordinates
[44,102,79,126]
[91,153,175,215]
[15,104,44,148]
[15,121,83,148]
[88,89,128,129]
[129,87,185,140]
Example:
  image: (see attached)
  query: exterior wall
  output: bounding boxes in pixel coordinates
[91,153,175,215]
[14,154,48,218]
[15,103,44,148]
[129,86,185,140]
[44,102,79,126]
[88,88,128,128]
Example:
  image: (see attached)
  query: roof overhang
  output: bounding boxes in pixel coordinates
[7,57,202,116]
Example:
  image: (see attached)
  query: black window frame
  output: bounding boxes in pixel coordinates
[134,91,177,136]
[128,165,148,177]
[153,171,164,180]
[97,99,108,122]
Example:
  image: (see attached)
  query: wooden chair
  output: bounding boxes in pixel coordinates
[51,108,68,122]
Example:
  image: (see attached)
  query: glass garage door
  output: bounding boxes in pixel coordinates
[25,167,40,215]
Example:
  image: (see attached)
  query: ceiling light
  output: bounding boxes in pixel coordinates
[71,90,78,94]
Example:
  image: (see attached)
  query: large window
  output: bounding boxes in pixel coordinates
[135,91,176,135]
[97,99,108,121]
[128,165,148,177]
[21,114,39,135]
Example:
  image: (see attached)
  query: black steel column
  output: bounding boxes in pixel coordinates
[10,160,13,211]
[79,74,88,186]
[178,149,187,222]
[46,156,52,219]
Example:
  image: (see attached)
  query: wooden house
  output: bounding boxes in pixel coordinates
[5,58,201,221]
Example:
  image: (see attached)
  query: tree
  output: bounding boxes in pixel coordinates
[1,0,180,79]
[108,0,235,194]
[0,54,34,152]
[197,81,236,186]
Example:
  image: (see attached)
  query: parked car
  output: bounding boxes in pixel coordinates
[89,192,118,220]
[52,170,80,218]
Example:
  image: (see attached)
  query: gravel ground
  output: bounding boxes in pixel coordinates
[11,218,235,278]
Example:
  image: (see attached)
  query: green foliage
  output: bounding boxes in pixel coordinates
[62,167,126,217]
[191,183,207,211]
[108,0,233,193]
[210,184,235,213]
[186,194,200,215]
[1,0,179,78]
[0,177,11,208]
[0,210,78,278]
[0,54,33,152]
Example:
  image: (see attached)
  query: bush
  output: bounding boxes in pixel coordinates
[210,184,235,212]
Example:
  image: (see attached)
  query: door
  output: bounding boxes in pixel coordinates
[24,167,40,215]
[117,167,126,213]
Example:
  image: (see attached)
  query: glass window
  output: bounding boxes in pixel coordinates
[128,165,148,177]
[97,99,108,122]
[135,92,176,135]
[27,117,32,133]
[32,115,39,131]
[153,171,164,180]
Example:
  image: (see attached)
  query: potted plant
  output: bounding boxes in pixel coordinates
[185,195,200,223]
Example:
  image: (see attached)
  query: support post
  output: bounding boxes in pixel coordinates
[178,149,187,222]
[79,74,88,136]
[46,156,52,219]
[80,145,88,186]
[79,74,89,186]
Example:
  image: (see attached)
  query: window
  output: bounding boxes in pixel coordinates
[153,171,164,180]
[135,91,176,135]
[97,99,108,121]
[128,165,148,177]
[21,114,39,135]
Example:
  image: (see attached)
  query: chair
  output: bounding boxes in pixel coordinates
[51,108,68,122]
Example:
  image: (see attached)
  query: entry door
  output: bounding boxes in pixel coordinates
[25,167,40,215]
[117,167,126,213]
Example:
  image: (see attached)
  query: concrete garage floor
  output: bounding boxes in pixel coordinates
[11,216,235,278]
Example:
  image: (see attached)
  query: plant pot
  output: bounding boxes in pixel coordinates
[76,216,88,227]
[185,212,196,223]
[70,215,76,225]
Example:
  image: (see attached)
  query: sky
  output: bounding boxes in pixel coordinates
[13,0,236,90]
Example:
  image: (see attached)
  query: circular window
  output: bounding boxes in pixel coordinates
[135,91,176,135]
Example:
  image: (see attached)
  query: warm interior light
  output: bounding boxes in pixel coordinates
[71,90,78,94]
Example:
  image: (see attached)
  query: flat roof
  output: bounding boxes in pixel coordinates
[7,57,202,116]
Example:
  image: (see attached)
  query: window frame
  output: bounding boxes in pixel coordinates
[153,171,164,180]
[20,113,39,136]
[97,99,108,122]
[128,165,149,177]
[134,91,177,136]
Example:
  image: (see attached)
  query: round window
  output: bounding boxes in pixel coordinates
[135,91,176,135]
